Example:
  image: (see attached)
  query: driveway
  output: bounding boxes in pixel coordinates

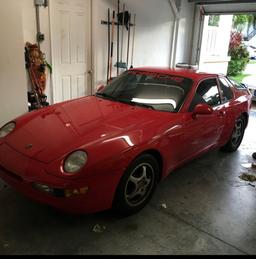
[244,62,256,75]
[243,63,256,90]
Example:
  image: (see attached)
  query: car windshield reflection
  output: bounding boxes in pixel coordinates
[99,71,193,113]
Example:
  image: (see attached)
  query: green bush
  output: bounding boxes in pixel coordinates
[228,45,250,76]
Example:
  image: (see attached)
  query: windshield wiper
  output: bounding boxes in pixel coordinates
[95,93,117,100]
[95,94,155,110]
[117,99,155,110]
[132,102,155,110]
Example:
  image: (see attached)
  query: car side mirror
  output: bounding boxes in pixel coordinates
[96,84,105,93]
[193,104,213,118]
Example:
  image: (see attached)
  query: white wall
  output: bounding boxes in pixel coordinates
[0,0,28,127]
[175,0,195,64]
[93,0,196,87]
[190,5,204,66]
[92,0,175,87]
[126,0,174,67]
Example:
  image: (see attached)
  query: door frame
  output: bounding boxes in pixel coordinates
[49,0,94,104]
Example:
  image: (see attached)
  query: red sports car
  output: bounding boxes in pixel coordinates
[0,68,252,216]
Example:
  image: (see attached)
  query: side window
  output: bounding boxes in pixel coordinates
[219,77,234,102]
[189,78,221,112]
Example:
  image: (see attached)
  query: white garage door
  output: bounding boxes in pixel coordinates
[189,0,256,14]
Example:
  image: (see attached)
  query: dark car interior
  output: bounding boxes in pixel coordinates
[189,79,221,112]
[103,72,193,113]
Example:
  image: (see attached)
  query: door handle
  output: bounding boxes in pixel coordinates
[218,111,226,117]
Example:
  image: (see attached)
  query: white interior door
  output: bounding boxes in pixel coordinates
[50,0,92,103]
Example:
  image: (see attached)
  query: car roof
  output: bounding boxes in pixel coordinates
[130,67,221,81]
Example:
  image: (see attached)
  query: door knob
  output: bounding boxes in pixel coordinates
[219,111,226,117]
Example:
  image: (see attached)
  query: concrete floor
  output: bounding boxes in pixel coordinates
[0,105,256,255]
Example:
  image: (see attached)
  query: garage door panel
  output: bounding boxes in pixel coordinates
[203,3,256,14]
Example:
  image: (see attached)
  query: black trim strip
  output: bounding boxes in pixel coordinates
[0,165,23,182]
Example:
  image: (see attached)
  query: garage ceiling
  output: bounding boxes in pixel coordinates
[189,0,256,14]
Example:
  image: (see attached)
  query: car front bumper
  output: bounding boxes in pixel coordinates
[0,143,121,214]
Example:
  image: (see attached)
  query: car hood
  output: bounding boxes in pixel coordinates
[5,96,177,163]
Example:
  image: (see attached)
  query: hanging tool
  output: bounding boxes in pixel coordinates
[115,4,128,70]
[34,0,48,50]
[121,4,126,68]
[117,0,120,76]
[25,42,49,111]
[107,8,110,84]
[130,14,136,69]
[126,13,131,70]
[109,11,116,81]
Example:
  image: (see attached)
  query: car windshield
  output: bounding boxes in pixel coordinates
[98,71,193,113]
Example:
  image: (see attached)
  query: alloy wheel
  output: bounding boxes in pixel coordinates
[231,119,244,147]
[125,163,155,207]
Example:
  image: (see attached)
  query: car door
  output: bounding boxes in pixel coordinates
[178,78,226,161]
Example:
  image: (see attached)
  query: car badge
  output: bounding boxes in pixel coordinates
[25,144,33,150]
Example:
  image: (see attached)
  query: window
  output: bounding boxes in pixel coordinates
[101,71,193,113]
[219,77,234,102]
[208,15,220,27]
[189,79,221,112]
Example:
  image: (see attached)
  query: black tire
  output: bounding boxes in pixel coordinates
[113,154,159,216]
[221,116,246,153]
[253,153,256,160]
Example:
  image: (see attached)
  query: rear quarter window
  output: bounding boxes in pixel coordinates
[227,78,247,91]
[219,77,234,102]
